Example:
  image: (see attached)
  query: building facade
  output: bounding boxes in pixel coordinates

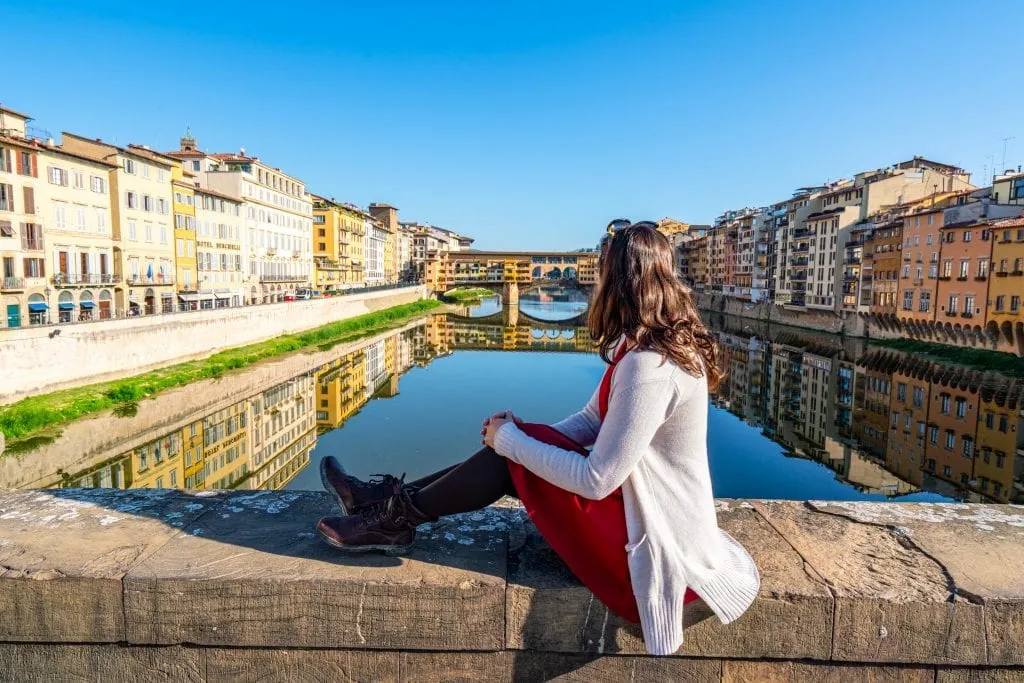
[193,187,245,308]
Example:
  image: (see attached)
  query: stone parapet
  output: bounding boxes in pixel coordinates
[0,490,1021,681]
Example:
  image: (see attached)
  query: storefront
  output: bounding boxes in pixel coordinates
[27,294,48,325]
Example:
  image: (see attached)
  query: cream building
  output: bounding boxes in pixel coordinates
[166,135,313,303]
[365,217,388,285]
[193,187,245,308]
[38,143,117,322]
[62,134,177,317]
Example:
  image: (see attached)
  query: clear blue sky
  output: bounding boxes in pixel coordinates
[3,1,1022,250]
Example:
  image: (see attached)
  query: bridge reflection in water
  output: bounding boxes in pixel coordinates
[0,313,594,495]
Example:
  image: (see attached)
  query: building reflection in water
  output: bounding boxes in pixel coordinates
[709,314,1024,503]
[40,313,593,494]
[30,311,1022,504]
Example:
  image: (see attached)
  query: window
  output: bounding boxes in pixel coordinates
[981,229,991,241]
[927,214,934,225]
[1012,296,1021,313]
[965,294,975,314]
[91,176,106,193]
[187,241,194,257]
[927,234,933,245]
[955,397,966,418]
[942,260,952,277]
[919,291,931,312]
[124,159,137,174]
[943,465,952,478]
[902,265,910,278]
[962,438,974,458]
[48,166,68,186]
[913,386,923,408]
[941,394,951,414]
[176,238,184,257]
[963,230,972,243]
[141,163,149,179]
[0,184,13,211]
[986,412,995,429]
[999,415,1008,433]
[978,258,989,278]
[127,220,137,241]
[996,452,1006,468]
[948,295,958,315]
[929,426,939,444]
[945,431,955,449]
[160,225,168,244]
[143,195,153,212]
[144,223,153,242]
[959,260,969,278]
[995,295,1006,312]
[23,257,44,277]
[126,191,138,209]
[903,290,913,310]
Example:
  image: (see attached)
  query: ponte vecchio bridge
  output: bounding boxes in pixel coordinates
[425,250,599,305]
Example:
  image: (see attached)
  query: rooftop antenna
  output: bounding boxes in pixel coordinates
[1000,136,1015,175]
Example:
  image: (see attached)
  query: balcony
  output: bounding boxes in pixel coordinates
[791,272,807,281]
[843,273,858,282]
[961,312,974,319]
[791,257,809,267]
[944,310,958,317]
[125,275,173,286]
[790,243,810,254]
[995,271,1009,278]
[259,274,307,283]
[793,229,810,239]
[975,275,988,281]
[21,238,44,251]
[956,276,968,282]
[1,277,25,291]
[53,273,119,287]
[843,258,860,265]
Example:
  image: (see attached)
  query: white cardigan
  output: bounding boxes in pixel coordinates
[494,347,760,655]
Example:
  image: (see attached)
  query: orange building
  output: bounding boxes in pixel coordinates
[935,217,992,331]
[896,206,943,325]
[857,365,892,458]
[923,377,979,489]
[884,362,931,487]
[866,218,902,316]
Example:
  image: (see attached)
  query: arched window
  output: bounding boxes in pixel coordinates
[58,291,75,323]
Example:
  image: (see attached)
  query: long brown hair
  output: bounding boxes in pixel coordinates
[589,224,722,392]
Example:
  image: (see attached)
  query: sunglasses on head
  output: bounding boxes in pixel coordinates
[606,218,659,235]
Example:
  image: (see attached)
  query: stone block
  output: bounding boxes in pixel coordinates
[399,651,720,683]
[205,647,399,682]
[0,489,219,642]
[936,668,1024,682]
[752,500,989,665]
[124,491,508,650]
[722,660,935,682]
[0,644,201,683]
[506,503,833,660]
[808,501,1024,666]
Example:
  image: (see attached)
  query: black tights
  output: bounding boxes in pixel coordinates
[409,447,517,519]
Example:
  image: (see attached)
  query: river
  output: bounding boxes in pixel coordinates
[2,288,1021,504]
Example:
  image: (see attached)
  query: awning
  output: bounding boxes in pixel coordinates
[28,303,48,312]
[80,301,95,309]
[58,303,75,311]
[213,292,231,299]
[178,293,200,302]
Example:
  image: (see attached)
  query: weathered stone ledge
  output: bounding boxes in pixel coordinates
[0,489,1022,681]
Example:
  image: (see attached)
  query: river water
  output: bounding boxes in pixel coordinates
[3,289,1021,504]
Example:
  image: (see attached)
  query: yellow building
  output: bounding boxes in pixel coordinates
[656,218,690,239]
[315,349,368,430]
[171,169,197,302]
[369,203,399,283]
[248,374,317,490]
[62,134,177,316]
[987,216,1024,336]
[182,419,205,489]
[312,195,370,293]
[131,431,185,489]
[973,394,1022,502]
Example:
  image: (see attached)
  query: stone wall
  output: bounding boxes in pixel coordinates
[0,285,425,404]
[0,489,1020,681]
[698,292,1024,356]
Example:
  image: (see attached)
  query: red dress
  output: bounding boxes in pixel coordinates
[506,346,698,623]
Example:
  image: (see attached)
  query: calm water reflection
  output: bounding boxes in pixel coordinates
[4,297,1022,503]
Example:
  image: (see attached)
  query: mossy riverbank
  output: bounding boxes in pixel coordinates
[442,287,497,304]
[869,337,1024,378]
[0,299,442,445]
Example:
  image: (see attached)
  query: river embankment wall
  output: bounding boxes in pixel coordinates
[0,490,1020,681]
[0,285,426,404]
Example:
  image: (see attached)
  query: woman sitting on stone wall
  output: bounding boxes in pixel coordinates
[316,220,760,655]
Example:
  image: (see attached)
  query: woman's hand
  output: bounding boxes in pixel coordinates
[482,411,518,449]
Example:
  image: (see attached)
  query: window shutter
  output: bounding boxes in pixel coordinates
[15,152,22,175]
[30,155,37,177]
[22,186,34,215]
[5,184,14,212]
[23,257,30,276]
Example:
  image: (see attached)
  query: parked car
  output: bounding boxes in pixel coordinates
[294,288,313,300]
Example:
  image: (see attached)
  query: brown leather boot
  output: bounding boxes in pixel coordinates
[316,487,436,556]
[319,456,406,515]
